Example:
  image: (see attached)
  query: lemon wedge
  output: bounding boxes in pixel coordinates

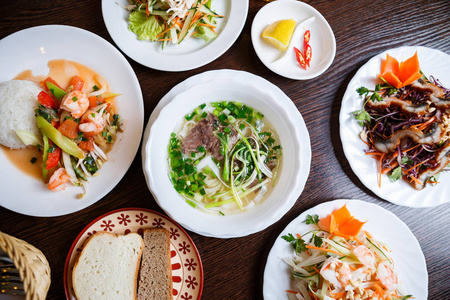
[261,19,297,51]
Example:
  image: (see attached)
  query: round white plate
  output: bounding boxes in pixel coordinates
[142,70,311,238]
[251,0,335,80]
[263,199,428,299]
[0,25,144,217]
[102,0,248,71]
[340,46,450,207]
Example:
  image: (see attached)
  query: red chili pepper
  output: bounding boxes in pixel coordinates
[37,91,59,109]
[294,47,307,70]
[45,144,61,170]
[304,30,310,45]
[305,43,312,67]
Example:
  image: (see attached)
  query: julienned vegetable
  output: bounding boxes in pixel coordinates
[282,204,412,300]
[168,101,282,215]
[353,52,450,190]
[125,0,223,49]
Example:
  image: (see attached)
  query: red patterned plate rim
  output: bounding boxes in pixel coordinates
[64,207,203,300]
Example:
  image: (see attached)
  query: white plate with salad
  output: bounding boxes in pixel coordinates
[340,46,450,207]
[263,199,428,300]
[142,69,311,238]
[102,0,248,71]
[0,25,144,217]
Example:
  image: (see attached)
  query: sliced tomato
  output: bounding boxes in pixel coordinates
[294,47,307,69]
[37,91,59,109]
[69,75,85,91]
[88,95,105,108]
[58,119,79,139]
[305,43,312,67]
[45,144,61,170]
[42,77,65,93]
[78,136,95,151]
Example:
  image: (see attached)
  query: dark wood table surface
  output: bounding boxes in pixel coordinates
[1,0,449,299]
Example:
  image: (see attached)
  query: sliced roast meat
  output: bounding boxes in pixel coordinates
[412,141,450,190]
[374,122,443,153]
[181,113,238,160]
[367,96,429,115]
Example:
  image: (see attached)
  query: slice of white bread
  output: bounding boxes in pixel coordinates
[137,228,173,300]
[72,232,144,300]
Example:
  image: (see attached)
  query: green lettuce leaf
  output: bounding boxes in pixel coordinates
[128,11,163,41]
[193,26,217,43]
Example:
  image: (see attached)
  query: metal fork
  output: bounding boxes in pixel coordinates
[0,254,25,296]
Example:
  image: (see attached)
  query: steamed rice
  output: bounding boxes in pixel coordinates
[0,80,43,149]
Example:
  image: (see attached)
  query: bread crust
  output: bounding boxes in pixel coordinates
[72,232,144,300]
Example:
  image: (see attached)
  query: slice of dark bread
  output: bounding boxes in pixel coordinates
[137,228,173,300]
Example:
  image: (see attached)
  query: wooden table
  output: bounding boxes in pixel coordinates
[1,0,449,299]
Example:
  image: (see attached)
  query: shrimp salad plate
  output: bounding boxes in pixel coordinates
[0,25,144,217]
[340,46,450,207]
[142,69,311,238]
[102,0,249,71]
[251,0,336,80]
[263,199,428,300]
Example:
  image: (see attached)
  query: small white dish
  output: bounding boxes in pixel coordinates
[0,25,144,217]
[263,199,428,299]
[102,0,248,71]
[340,46,450,207]
[251,0,336,80]
[143,70,311,238]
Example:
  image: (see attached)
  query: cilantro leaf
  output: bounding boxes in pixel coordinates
[304,214,320,226]
[353,109,371,126]
[388,166,403,182]
[282,233,307,254]
[401,156,414,165]
[356,86,370,95]
[308,233,323,247]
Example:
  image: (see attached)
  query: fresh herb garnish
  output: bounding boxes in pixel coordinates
[304,214,320,226]
[388,166,403,182]
[282,233,307,254]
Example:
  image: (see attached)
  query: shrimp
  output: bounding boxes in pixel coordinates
[376,261,398,291]
[320,257,351,289]
[353,245,376,271]
[48,167,70,192]
[60,90,89,119]
[79,106,106,136]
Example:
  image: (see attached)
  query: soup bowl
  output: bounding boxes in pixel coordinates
[144,73,310,238]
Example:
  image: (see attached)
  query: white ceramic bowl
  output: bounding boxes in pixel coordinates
[144,74,311,238]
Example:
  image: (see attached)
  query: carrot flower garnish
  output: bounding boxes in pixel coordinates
[379,52,422,88]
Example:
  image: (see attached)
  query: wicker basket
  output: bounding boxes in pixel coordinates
[0,231,51,300]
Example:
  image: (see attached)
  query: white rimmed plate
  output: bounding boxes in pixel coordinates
[263,199,428,299]
[102,0,248,71]
[251,0,336,80]
[0,25,144,217]
[142,70,311,238]
[340,46,450,207]
[64,208,203,300]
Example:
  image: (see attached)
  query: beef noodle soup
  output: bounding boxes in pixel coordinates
[167,101,282,215]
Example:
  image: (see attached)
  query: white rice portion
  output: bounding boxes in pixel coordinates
[0,80,44,149]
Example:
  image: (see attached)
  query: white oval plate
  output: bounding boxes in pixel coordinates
[263,199,428,299]
[142,70,311,238]
[251,0,335,80]
[102,0,248,71]
[340,46,450,207]
[0,25,144,217]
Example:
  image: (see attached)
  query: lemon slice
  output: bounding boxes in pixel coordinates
[261,19,297,51]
